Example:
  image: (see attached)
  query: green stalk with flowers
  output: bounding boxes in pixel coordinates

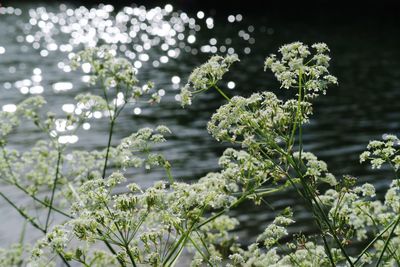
[0,42,399,266]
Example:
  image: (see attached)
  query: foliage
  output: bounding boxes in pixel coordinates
[0,42,399,267]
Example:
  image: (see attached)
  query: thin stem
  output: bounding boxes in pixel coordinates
[165,218,200,267]
[187,235,214,266]
[163,229,189,266]
[0,191,45,233]
[288,69,303,152]
[102,118,115,179]
[15,181,71,218]
[354,214,400,265]
[213,85,230,101]
[1,146,72,218]
[45,149,63,232]
[356,207,400,266]
[125,242,137,267]
[59,254,72,267]
[164,205,209,266]
[194,230,212,259]
[18,221,27,245]
[375,214,400,266]
[279,69,353,265]
[164,161,175,184]
[96,229,127,267]
[284,151,354,266]
[195,188,261,230]
[0,185,71,267]
[298,71,304,160]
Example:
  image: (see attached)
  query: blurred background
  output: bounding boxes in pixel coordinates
[0,0,400,249]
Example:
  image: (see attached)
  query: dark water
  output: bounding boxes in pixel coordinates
[1,2,400,249]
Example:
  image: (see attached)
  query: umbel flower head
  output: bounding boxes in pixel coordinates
[207,92,312,145]
[360,134,400,169]
[71,46,138,89]
[71,46,162,119]
[179,55,239,107]
[264,42,338,99]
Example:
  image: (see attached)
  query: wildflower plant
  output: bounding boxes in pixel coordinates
[0,42,399,267]
[179,55,239,106]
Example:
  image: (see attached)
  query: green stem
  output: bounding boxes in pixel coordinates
[288,80,303,150]
[214,85,230,101]
[0,189,71,267]
[59,254,72,267]
[195,187,265,230]
[96,228,127,267]
[45,149,62,232]
[125,242,137,267]
[102,118,115,179]
[321,223,336,267]
[164,161,175,184]
[1,146,72,218]
[356,207,400,266]
[298,72,304,160]
[164,206,208,266]
[354,214,400,265]
[187,235,214,266]
[285,152,354,266]
[281,70,351,264]
[17,181,71,218]
[375,214,400,266]
[163,226,192,266]
[0,191,45,233]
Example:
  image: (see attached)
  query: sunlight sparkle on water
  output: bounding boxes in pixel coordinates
[2,104,17,113]
[53,82,73,92]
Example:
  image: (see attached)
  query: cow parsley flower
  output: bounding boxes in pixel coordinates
[294,151,338,186]
[179,55,239,107]
[208,92,312,146]
[71,46,162,119]
[360,134,400,170]
[256,211,294,248]
[71,46,138,89]
[264,42,337,99]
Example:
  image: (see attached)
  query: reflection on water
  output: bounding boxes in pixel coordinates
[1,2,400,248]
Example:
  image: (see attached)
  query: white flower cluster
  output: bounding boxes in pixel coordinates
[218,148,281,193]
[116,126,171,169]
[0,96,47,140]
[228,240,334,267]
[72,47,162,116]
[71,46,138,89]
[256,212,294,248]
[0,244,30,267]
[180,55,239,107]
[2,41,400,267]
[360,134,400,169]
[16,96,47,120]
[31,165,240,266]
[264,42,338,98]
[319,178,399,261]
[208,92,312,148]
[294,151,337,186]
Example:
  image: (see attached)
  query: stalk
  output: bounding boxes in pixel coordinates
[214,85,230,101]
[125,242,137,267]
[102,118,115,179]
[281,69,354,266]
[0,191,45,232]
[375,214,400,266]
[353,214,400,265]
[45,149,62,231]
[1,145,72,218]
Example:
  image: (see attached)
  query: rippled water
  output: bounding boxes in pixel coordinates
[1,2,400,249]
